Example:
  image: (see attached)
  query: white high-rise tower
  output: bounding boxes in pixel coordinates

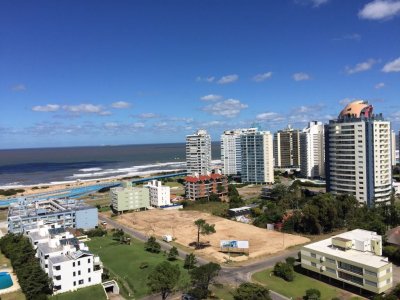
[300,121,325,178]
[186,129,211,175]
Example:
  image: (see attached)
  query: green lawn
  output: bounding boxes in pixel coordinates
[211,284,234,300]
[164,181,184,188]
[86,235,190,299]
[50,284,106,300]
[252,268,350,300]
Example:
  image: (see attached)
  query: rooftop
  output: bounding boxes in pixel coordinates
[303,229,389,269]
[339,100,373,119]
[8,198,93,220]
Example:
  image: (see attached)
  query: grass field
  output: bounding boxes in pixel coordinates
[0,208,8,221]
[253,268,353,300]
[86,235,190,299]
[183,200,229,217]
[50,284,106,300]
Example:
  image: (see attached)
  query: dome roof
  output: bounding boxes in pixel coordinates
[338,100,373,119]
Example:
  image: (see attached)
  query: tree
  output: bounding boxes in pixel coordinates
[184,253,197,269]
[233,282,271,300]
[273,262,294,282]
[270,184,288,200]
[168,246,179,261]
[228,185,239,198]
[304,288,321,300]
[190,262,221,298]
[208,193,220,202]
[194,219,216,249]
[145,236,161,253]
[112,229,124,240]
[147,261,181,300]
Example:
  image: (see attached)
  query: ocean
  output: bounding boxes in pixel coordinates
[0,143,221,187]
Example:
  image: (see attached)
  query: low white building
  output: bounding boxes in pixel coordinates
[145,180,171,207]
[26,222,103,294]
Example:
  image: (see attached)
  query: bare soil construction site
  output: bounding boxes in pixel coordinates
[110,209,310,262]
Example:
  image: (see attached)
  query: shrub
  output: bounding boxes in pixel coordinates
[285,256,296,266]
[304,288,321,300]
[273,262,294,282]
[139,262,149,269]
[86,227,107,237]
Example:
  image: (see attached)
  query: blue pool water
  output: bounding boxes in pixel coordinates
[0,272,13,289]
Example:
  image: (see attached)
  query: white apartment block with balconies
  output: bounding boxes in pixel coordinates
[221,128,257,176]
[240,129,274,184]
[300,121,325,178]
[186,129,211,175]
[26,222,103,294]
[145,180,171,207]
[301,229,392,294]
[325,101,392,206]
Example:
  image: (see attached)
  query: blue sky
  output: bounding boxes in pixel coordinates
[1,0,400,149]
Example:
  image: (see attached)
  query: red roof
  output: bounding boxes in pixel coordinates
[185,174,225,183]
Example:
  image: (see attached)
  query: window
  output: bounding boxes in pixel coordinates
[73,262,75,267]
[387,278,391,284]
[45,264,48,268]
[311,262,316,267]
[54,266,61,271]
[88,277,91,283]
[78,270,81,275]
[338,271,363,285]
[78,261,81,266]
[79,279,84,285]
[73,272,76,276]
[88,268,91,273]
[365,269,377,277]
[88,258,91,263]
[44,255,49,259]
[73,281,76,286]
[365,279,377,287]
[326,267,336,274]
[338,261,363,275]
[326,257,335,264]
[310,253,316,258]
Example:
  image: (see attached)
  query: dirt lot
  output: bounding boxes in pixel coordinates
[110,209,310,263]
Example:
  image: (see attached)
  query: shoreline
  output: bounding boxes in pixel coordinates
[0,169,185,200]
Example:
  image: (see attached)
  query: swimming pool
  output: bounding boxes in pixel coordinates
[0,272,13,289]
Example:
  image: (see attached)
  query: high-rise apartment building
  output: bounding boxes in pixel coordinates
[240,129,274,184]
[186,129,211,175]
[325,100,392,206]
[221,128,256,175]
[274,125,301,168]
[391,130,397,167]
[300,121,325,178]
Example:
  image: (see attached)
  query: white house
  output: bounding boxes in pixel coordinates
[26,222,103,294]
[145,180,171,207]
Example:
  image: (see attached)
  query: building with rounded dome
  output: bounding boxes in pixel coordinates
[325,100,393,206]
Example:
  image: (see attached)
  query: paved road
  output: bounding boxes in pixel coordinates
[100,215,292,300]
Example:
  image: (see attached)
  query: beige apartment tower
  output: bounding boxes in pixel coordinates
[274,125,301,168]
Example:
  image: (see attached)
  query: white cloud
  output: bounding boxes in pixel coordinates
[196,76,215,83]
[295,0,329,7]
[256,112,285,122]
[104,122,119,129]
[203,120,226,127]
[252,72,273,82]
[131,122,145,129]
[217,74,239,84]
[62,104,110,115]
[345,59,377,74]
[382,57,400,72]
[202,99,248,118]
[359,0,400,20]
[375,82,385,89]
[339,98,354,106]
[32,104,60,112]
[293,72,311,81]
[200,94,222,101]
[12,84,26,91]
[137,113,159,119]
[111,101,131,109]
